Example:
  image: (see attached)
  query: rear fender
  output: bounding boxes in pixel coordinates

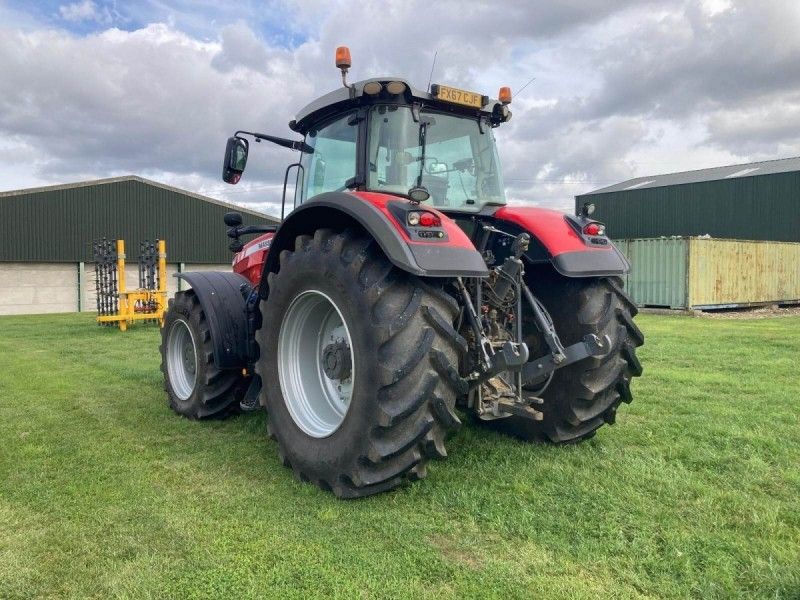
[260,191,488,297]
[492,206,630,277]
[175,271,252,370]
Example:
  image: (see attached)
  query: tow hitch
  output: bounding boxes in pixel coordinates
[521,333,611,387]
[464,228,611,422]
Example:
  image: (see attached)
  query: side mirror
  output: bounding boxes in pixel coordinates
[222,136,249,184]
[224,211,243,227]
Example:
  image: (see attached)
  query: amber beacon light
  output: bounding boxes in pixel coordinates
[335,46,352,70]
[499,86,512,104]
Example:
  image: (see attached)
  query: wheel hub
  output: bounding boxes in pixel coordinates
[183,344,196,374]
[277,290,356,438]
[166,318,197,401]
[322,340,352,381]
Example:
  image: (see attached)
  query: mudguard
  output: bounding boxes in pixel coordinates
[260,191,488,296]
[493,206,630,277]
[175,271,252,370]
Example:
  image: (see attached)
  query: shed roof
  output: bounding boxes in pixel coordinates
[0,175,276,221]
[584,156,800,195]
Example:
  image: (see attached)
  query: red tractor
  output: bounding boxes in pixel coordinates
[160,47,643,498]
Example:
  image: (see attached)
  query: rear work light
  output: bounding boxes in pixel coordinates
[583,222,606,236]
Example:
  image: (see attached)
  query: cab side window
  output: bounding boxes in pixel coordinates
[300,112,357,202]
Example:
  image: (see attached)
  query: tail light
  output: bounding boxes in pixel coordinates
[583,222,606,236]
[407,211,441,227]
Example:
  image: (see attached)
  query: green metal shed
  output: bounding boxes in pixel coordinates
[0,176,280,315]
[576,157,800,243]
[0,176,279,263]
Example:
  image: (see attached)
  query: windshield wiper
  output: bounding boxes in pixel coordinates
[408,118,433,201]
[416,119,428,189]
[405,119,434,203]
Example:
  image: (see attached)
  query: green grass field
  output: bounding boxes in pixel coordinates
[0,313,798,599]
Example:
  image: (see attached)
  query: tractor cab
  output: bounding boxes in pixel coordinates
[294,85,509,213]
[223,47,512,218]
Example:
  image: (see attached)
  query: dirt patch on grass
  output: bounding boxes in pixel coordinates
[700,305,800,319]
[428,533,489,570]
[640,305,800,319]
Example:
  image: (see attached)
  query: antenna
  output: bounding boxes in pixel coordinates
[426,50,438,92]
[515,75,536,98]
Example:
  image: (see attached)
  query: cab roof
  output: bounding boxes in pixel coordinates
[290,78,503,134]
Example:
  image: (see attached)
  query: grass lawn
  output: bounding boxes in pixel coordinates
[0,312,798,599]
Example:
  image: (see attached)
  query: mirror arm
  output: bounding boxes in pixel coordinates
[238,225,278,235]
[235,130,313,154]
[227,224,278,240]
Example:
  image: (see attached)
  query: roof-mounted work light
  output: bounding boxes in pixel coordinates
[386,81,407,95]
[363,81,382,95]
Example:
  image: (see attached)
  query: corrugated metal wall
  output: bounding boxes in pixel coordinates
[616,238,688,308]
[688,238,800,307]
[576,171,800,242]
[616,237,800,309]
[0,179,278,263]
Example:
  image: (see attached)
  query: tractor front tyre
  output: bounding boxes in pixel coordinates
[256,229,465,498]
[495,273,644,443]
[160,290,243,419]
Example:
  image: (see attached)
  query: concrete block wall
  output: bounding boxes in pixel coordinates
[0,262,231,316]
[0,263,79,315]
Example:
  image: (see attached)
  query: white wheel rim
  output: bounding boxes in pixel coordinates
[277,290,355,438]
[167,318,197,401]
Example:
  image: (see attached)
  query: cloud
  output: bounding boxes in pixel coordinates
[0,24,297,179]
[59,0,111,24]
[705,93,800,155]
[587,1,800,120]
[211,21,273,73]
[1,0,799,215]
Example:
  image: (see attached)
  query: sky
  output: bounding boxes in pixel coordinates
[1,0,799,216]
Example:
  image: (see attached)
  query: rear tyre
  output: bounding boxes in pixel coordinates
[160,290,243,419]
[256,229,465,498]
[491,271,643,443]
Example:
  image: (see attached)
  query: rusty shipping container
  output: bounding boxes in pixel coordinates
[615,237,800,309]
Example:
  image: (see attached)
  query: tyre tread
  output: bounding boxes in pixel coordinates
[257,230,465,498]
[159,289,242,419]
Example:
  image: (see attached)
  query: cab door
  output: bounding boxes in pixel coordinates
[297,111,358,204]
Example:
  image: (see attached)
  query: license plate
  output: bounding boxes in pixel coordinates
[432,84,486,109]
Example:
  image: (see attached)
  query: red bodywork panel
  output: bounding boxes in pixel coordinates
[232,201,610,287]
[233,233,275,286]
[493,206,608,257]
[351,191,475,250]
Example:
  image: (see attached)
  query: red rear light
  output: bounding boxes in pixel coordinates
[583,222,605,236]
[419,212,441,227]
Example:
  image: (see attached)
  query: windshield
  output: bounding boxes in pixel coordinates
[367,105,506,211]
